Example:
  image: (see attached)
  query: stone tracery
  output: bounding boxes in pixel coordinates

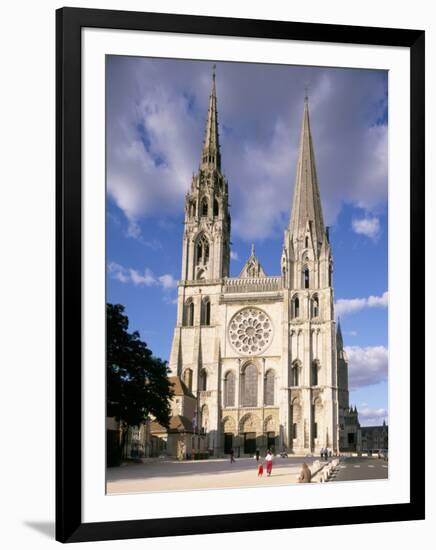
[228,307,273,355]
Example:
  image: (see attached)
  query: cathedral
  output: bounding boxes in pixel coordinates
[161,69,357,457]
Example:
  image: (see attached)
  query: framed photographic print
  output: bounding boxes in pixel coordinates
[56,7,425,543]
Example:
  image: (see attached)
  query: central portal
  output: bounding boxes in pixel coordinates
[243,432,256,454]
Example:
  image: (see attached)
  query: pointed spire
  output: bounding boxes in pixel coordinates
[251,242,255,256]
[201,65,221,170]
[336,318,344,350]
[289,95,325,245]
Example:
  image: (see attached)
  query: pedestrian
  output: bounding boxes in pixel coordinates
[320,447,324,460]
[230,448,235,463]
[297,463,312,483]
[258,462,264,477]
[265,450,273,476]
[255,449,260,462]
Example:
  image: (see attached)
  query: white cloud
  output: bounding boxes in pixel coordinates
[108,262,177,298]
[335,291,388,317]
[129,268,156,287]
[108,262,129,283]
[352,216,381,240]
[230,251,239,261]
[346,345,388,388]
[158,274,178,289]
[357,406,388,427]
[107,59,388,242]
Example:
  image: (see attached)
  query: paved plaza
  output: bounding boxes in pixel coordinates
[106,455,389,494]
[107,456,312,494]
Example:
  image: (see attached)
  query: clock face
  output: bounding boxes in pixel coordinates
[228,307,273,355]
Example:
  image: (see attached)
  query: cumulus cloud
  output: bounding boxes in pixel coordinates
[335,291,388,316]
[107,57,388,241]
[357,406,388,427]
[158,274,178,289]
[230,251,239,261]
[346,345,388,388]
[108,262,177,296]
[352,216,381,240]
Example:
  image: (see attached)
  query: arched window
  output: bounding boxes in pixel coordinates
[264,370,275,406]
[291,363,300,387]
[196,234,210,265]
[305,236,309,248]
[201,197,208,217]
[292,422,298,439]
[183,368,193,391]
[311,361,319,386]
[242,364,258,407]
[224,371,235,407]
[199,369,207,391]
[292,296,300,318]
[213,198,219,217]
[183,299,194,326]
[201,298,211,326]
[304,267,310,289]
[311,295,319,318]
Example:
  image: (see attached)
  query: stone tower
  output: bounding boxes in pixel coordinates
[180,67,231,283]
[281,95,338,453]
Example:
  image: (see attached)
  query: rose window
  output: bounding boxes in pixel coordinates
[228,308,273,355]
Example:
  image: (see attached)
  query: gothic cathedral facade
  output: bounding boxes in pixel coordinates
[167,69,352,456]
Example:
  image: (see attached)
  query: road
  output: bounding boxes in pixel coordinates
[329,456,388,482]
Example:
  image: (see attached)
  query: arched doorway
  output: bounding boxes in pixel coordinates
[240,414,259,455]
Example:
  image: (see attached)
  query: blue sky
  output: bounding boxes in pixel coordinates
[106,56,388,427]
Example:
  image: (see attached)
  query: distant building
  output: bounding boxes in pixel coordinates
[337,322,361,452]
[360,421,388,453]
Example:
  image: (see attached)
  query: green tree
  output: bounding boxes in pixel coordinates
[107,303,173,462]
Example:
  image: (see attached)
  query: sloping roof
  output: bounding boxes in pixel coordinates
[169,415,194,433]
[149,420,166,434]
[168,376,195,399]
[149,415,194,435]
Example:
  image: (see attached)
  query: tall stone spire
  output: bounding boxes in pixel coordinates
[289,96,325,246]
[201,65,221,170]
[336,318,343,349]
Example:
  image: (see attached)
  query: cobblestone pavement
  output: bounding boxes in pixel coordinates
[106,456,315,494]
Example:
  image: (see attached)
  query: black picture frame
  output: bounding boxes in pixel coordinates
[56,7,425,543]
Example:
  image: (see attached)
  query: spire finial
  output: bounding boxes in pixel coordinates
[304,84,309,103]
[251,243,255,256]
[200,64,221,169]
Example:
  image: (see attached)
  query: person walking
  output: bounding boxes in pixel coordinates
[320,447,325,461]
[297,463,312,483]
[255,449,260,462]
[265,450,273,476]
[257,462,264,477]
[229,448,235,463]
